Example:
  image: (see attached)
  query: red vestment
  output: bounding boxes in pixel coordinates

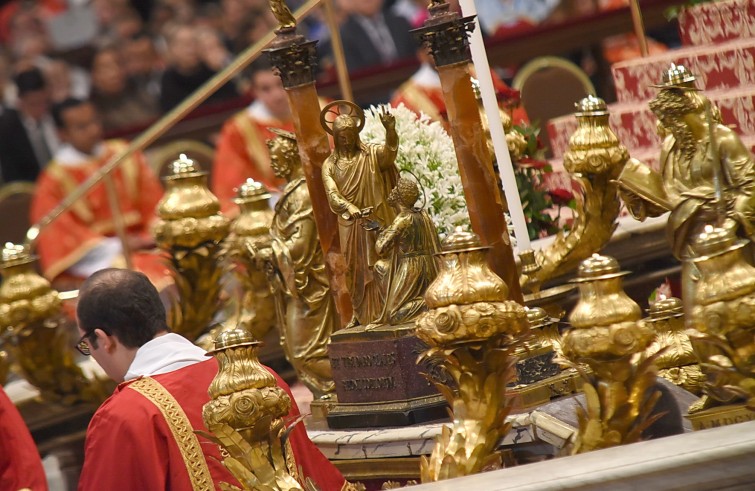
[211,108,291,215]
[30,139,170,289]
[0,387,48,491]
[78,359,345,491]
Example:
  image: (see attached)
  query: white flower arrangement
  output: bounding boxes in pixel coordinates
[362,104,470,237]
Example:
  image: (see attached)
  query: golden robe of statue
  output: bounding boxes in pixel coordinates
[266,130,339,397]
[618,81,755,259]
[322,106,399,326]
[375,177,440,325]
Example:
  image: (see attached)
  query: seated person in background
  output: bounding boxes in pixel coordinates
[76,268,346,491]
[159,22,238,112]
[339,0,417,104]
[30,98,169,290]
[121,31,164,101]
[89,45,159,133]
[0,66,59,182]
[211,59,292,214]
[1,385,47,491]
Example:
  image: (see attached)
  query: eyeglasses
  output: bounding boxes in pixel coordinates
[76,331,95,356]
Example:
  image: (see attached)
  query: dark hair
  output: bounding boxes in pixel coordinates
[76,269,169,349]
[51,97,90,128]
[247,57,274,82]
[14,67,46,96]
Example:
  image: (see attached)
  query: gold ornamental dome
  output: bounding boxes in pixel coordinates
[573,253,628,282]
[207,326,261,354]
[691,223,745,260]
[574,95,608,117]
[1,242,34,268]
[439,228,489,253]
[234,178,272,204]
[164,153,205,180]
[648,296,683,321]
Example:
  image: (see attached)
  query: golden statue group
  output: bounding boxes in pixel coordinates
[2,0,755,489]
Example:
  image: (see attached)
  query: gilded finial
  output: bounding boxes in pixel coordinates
[166,153,204,180]
[574,95,608,116]
[1,242,33,267]
[235,178,272,203]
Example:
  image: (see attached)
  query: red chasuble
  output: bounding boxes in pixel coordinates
[211,110,291,215]
[30,139,169,289]
[78,359,345,491]
[0,387,48,491]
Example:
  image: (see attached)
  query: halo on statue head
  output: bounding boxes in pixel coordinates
[320,100,365,135]
[400,169,428,211]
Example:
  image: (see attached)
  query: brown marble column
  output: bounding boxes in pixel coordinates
[413,2,523,302]
[265,29,352,323]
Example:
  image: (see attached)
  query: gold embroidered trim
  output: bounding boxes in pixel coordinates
[128,377,214,491]
[234,112,275,182]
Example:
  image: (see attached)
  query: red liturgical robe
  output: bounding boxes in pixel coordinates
[30,140,169,289]
[0,387,48,491]
[211,103,291,215]
[78,359,345,491]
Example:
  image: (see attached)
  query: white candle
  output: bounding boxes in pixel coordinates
[459,0,531,251]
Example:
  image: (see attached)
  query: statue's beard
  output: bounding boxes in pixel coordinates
[667,121,697,162]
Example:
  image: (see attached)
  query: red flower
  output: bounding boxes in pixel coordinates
[496,86,521,107]
[548,188,574,206]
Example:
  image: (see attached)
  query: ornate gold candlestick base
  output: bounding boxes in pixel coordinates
[685,224,755,421]
[201,328,302,490]
[643,296,704,395]
[507,307,581,412]
[562,254,660,454]
[153,154,230,341]
[213,179,276,347]
[415,231,529,482]
[0,243,109,404]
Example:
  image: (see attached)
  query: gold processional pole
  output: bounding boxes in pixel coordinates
[103,175,134,270]
[322,0,353,102]
[629,0,649,58]
[24,0,323,250]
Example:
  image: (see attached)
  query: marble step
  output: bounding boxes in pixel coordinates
[612,37,755,104]
[678,0,755,47]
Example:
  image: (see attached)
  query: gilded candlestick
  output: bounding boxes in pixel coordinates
[521,96,626,291]
[264,8,352,325]
[201,327,302,490]
[153,154,230,341]
[210,179,277,347]
[0,243,109,404]
[686,224,755,415]
[643,296,705,395]
[562,254,660,454]
[416,230,528,482]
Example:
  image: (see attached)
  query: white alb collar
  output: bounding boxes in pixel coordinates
[54,142,106,167]
[247,99,276,121]
[124,333,208,381]
[411,63,441,89]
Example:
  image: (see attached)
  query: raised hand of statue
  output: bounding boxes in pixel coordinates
[379,106,396,131]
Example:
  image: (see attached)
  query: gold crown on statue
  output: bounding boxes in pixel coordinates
[652,63,699,91]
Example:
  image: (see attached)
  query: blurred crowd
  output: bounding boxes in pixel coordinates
[0,0,606,136]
